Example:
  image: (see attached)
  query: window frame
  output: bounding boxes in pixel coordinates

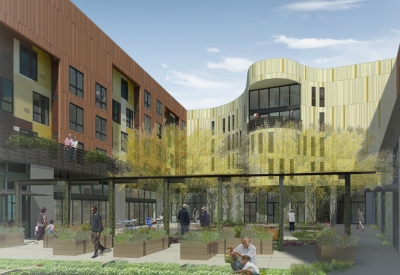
[126,107,133,129]
[32,91,49,125]
[95,115,107,142]
[144,90,151,110]
[144,114,151,134]
[69,66,84,98]
[312,87,316,106]
[121,78,128,100]
[0,76,13,113]
[69,103,84,133]
[319,87,325,107]
[112,100,121,124]
[156,100,162,117]
[95,83,107,110]
[19,44,37,81]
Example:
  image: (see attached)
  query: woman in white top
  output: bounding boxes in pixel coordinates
[288,209,296,232]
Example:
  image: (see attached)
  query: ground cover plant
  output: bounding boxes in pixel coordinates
[290,260,354,275]
[291,231,318,241]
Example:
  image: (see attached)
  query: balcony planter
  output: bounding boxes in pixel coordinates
[0,226,25,248]
[315,245,355,262]
[43,234,54,248]
[53,238,93,256]
[179,229,219,260]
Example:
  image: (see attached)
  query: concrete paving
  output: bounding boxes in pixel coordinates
[0,225,398,273]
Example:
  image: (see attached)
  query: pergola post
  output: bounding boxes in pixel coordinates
[14,182,22,226]
[108,180,115,236]
[63,181,71,228]
[163,178,170,241]
[344,174,351,235]
[279,175,284,251]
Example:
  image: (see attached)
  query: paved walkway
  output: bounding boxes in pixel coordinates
[0,225,398,273]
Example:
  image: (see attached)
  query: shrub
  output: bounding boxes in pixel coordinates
[53,227,90,242]
[218,229,235,240]
[180,229,219,244]
[0,226,24,235]
[316,229,359,248]
[84,150,108,163]
[232,225,245,238]
[242,226,274,241]
[79,223,91,231]
[114,228,166,244]
[100,227,113,236]
[290,260,354,275]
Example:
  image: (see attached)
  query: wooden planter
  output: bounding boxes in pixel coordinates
[43,235,54,248]
[217,239,226,254]
[102,235,113,248]
[258,239,273,255]
[267,229,278,241]
[0,234,24,248]
[180,242,218,260]
[53,239,93,256]
[113,236,168,258]
[315,245,355,262]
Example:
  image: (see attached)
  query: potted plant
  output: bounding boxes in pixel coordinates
[243,226,274,255]
[180,229,219,260]
[315,229,359,263]
[52,226,91,256]
[100,227,113,248]
[0,225,24,248]
[224,225,245,250]
[217,229,235,254]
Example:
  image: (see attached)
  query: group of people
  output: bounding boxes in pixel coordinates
[177,204,210,236]
[146,212,164,229]
[34,207,55,245]
[64,134,79,162]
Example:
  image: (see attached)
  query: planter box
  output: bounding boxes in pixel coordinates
[220,238,271,255]
[217,239,226,254]
[113,241,145,258]
[259,239,273,255]
[0,234,24,248]
[43,235,54,248]
[53,239,92,256]
[102,235,113,248]
[267,229,278,241]
[180,242,217,260]
[315,245,355,262]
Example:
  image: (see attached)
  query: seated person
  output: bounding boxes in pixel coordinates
[231,254,259,275]
[230,236,257,271]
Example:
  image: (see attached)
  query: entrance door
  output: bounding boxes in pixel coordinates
[267,202,277,223]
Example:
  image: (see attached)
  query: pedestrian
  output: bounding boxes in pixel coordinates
[230,236,257,271]
[288,209,295,232]
[47,219,55,234]
[231,254,260,275]
[34,207,47,245]
[146,214,153,229]
[70,135,78,162]
[357,208,365,231]
[177,204,190,236]
[192,207,199,223]
[90,206,105,258]
[200,206,210,228]
[64,134,72,161]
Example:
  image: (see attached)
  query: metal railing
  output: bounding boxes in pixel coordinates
[0,126,116,176]
[247,116,302,133]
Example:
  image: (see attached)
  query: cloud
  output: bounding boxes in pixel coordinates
[206,57,253,72]
[278,0,364,12]
[390,28,400,34]
[255,41,270,46]
[161,63,168,68]
[206,47,220,53]
[165,70,233,89]
[312,56,343,65]
[272,35,361,49]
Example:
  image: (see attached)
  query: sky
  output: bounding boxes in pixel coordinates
[71,0,400,111]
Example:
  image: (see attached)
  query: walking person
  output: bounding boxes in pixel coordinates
[288,209,295,232]
[192,207,199,224]
[357,208,365,231]
[34,207,47,245]
[90,206,105,258]
[177,204,190,236]
[200,206,210,228]
[47,219,56,234]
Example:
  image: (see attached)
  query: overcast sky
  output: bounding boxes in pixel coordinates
[71,0,400,110]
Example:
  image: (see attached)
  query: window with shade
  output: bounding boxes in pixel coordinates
[33,92,49,125]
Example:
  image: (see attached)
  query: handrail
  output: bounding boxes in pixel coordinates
[247,116,302,132]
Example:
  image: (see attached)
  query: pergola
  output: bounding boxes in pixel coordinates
[11,171,375,250]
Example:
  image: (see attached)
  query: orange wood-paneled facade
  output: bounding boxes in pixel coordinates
[0,0,186,155]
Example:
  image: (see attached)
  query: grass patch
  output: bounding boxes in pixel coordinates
[0,259,291,275]
[290,260,354,275]
[291,231,318,241]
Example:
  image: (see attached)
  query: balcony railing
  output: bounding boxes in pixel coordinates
[247,116,302,133]
[0,126,116,176]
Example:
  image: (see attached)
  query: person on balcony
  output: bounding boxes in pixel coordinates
[70,135,78,162]
[64,134,72,162]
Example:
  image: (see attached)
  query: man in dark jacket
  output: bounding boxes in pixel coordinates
[200,206,210,228]
[90,206,105,258]
[177,204,190,236]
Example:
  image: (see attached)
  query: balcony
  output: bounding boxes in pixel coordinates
[0,126,116,176]
[247,116,302,133]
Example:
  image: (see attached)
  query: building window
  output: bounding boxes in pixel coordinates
[311,137,316,156]
[319,87,325,107]
[211,139,215,154]
[211,121,215,135]
[0,76,13,113]
[121,132,128,152]
[144,115,151,134]
[311,87,316,106]
[69,103,83,133]
[156,122,162,138]
[121,78,128,100]
[144,90,151,109]
[320,137,325,156]
[20,44,37,81]
[156,100,162,117]
[223,118,225,133]
[170,114,176,125]
[95,116,107,141]
[228,135,231,150]
[96,148,107,156]
[69,67,83,98]
[126,108,133,129]
[232,115,235,130]
[319,112,325,131]
[268,132,274,153]
[33,92,49,125]
[95,83,107,110]
[181,120,185,130]
[112,100,120,123]
[228,116,230,132]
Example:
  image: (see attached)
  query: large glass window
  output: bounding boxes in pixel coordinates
[290,85,300,105]
[95,116,107,141]
[121,78,128,100]
[69,103,83,133]
[269,87,279,108]
[20,44,37,81]
[69,67,83,98]
[156,100,162,117]
[33,92,49,125]
[112,100,120,123]
[126,108,133,129]
[280,86,289,106]
[0,77,13,113]
[144,90,151,109]
[320,87,325,107]
[144,115,151,134]
[312,87,316,106]
[259,89,269,109]
[95,83,107,110]
[249,90,258,110]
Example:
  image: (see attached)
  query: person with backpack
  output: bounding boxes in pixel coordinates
[34,207,47,245]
